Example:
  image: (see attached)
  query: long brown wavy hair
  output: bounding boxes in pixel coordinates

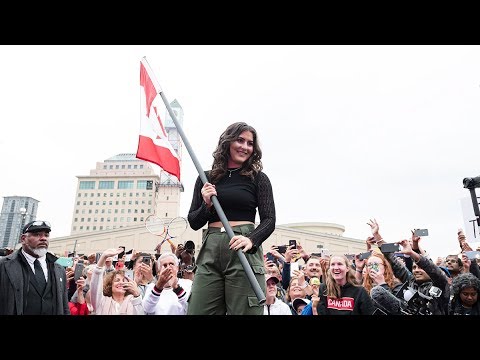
[209,122,263,183]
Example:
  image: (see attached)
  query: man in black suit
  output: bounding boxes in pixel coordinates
[0,220,70,315]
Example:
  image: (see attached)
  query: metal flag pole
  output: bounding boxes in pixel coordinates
[141,57,265,304]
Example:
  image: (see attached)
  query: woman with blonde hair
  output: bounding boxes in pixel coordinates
[317,254,374,315]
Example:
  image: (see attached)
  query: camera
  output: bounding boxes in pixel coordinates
[177,264,196,278]
[394,281,442,315]
[465,250,480,260]
[414,229,429,237]
[141,254,151,265]
[184,240,195,253]
[380,243,401,254]
[358,251,372,261]
[463,176,480,189]
[74,260,85,282]
[266,252,275,263]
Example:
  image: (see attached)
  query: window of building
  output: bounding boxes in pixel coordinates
[118,180,134,189]
[99,181,115,189]
[79,181,95,190]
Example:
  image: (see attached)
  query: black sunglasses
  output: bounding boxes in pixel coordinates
[24,220,51,233]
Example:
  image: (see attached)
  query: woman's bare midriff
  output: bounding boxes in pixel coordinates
[208,220,254,228]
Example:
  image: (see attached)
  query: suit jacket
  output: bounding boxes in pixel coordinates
[0,249,70,315]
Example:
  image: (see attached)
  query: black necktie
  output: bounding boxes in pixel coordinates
[34,259,46,290]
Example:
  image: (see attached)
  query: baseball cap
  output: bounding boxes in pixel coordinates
[292,297,311,312]
[22,220,51,234]
[265,274,280,284]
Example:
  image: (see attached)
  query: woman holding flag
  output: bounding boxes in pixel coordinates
[187,122,276,315]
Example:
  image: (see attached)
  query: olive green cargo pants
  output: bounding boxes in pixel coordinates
[187,224,266,315]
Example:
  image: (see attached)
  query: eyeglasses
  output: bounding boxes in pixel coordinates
[23,220,51,233]
[366,263,383,271]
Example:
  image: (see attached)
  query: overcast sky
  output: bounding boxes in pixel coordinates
[1,45,480,259]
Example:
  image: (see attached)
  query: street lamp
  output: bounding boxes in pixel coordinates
[16,207,28,250]
[463,176,480,227]
[20,207,27,225]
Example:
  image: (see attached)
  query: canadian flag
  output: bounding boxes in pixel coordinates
[136,59,181,180]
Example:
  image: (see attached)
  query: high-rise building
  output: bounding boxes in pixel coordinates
[70,154,184,235]
[0,196,39,248]
[70,99,184,235]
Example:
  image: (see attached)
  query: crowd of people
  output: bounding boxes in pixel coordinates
[1,217,479,315]
[1,121,479,315]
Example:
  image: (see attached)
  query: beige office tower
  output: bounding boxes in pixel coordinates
[70,153,183,235]
[70,100,184,235]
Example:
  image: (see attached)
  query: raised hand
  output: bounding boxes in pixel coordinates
[367,218,379,236]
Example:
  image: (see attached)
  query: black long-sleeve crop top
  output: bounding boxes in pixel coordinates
[187,170,276,252]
